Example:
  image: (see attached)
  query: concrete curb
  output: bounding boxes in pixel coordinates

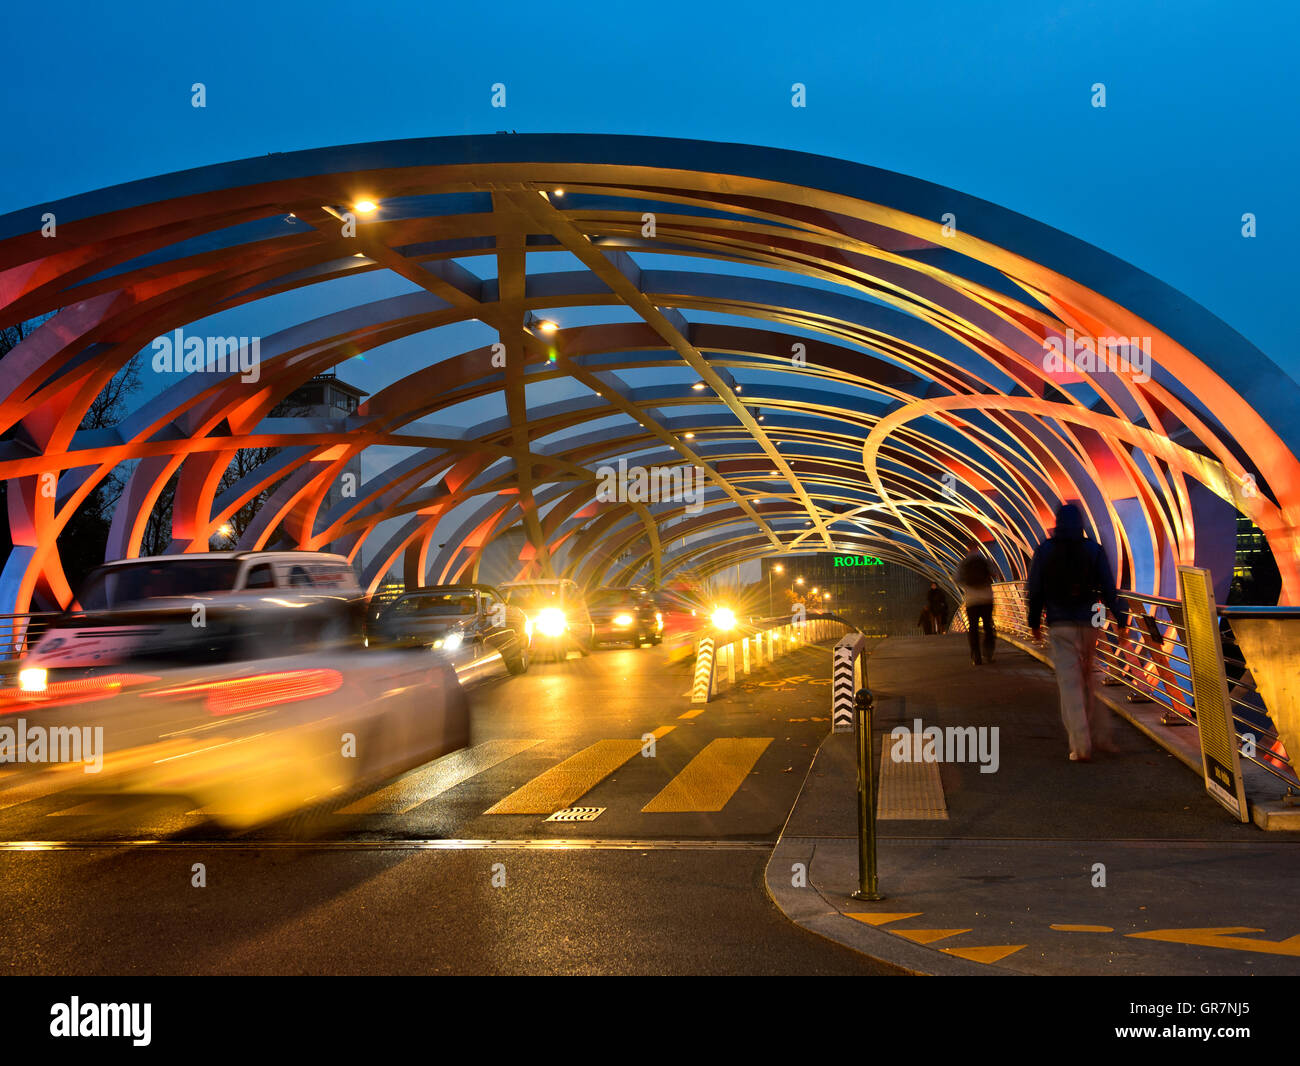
[762,737,1014,977]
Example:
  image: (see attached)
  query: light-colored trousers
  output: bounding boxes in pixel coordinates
[1048,623,1113,757]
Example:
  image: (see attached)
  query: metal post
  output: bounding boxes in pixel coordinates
[851,687,883,901]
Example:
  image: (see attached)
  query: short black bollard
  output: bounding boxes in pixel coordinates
[851,686,883,901]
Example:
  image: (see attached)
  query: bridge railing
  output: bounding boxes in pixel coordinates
[0,612,62,666]
[965,581,1300,793]
[691,613,855,705]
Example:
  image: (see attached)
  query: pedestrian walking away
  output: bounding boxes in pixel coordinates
[1027,502,1129,762]
[917,604,935,635]
[956,549,997,664]
[926,582,949,633]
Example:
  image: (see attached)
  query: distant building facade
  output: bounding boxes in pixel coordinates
[761,553,941,636]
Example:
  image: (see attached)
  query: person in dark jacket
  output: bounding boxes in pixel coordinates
[1027,502,1129,761]
[926,583,949,633]
[956,549,996,665]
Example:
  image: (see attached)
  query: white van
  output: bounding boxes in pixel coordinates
[75,551,362,609]
[20,552,366,677]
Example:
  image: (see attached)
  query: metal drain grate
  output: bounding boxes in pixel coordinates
[545,807,606,823]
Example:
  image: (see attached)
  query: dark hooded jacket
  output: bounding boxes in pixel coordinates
[1026,503,1127,629]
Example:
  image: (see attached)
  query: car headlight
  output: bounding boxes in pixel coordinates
[535,608,567,637]
[18,667,47,692]
[711,607,737,631]
[613,613,634,627]
[442,631,463,652]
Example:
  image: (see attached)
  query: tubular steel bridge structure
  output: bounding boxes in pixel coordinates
[1,134,1297,615]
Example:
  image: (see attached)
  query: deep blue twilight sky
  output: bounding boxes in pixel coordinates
[3,0,1296,368]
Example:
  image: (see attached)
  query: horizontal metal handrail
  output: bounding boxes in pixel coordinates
[0,612,63,663]
[980,580,1299,791]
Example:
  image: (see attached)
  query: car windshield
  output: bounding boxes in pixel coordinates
[505,585,565,610]
[589,590,635,608]
[78,560,242,610]
[387,593,477,616]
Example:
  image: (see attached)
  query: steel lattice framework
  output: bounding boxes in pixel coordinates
[1,133,1297,613]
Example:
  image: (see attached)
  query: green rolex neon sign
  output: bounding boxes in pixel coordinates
[832,555,883,567]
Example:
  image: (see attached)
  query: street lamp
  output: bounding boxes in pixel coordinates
[769,562,784,617]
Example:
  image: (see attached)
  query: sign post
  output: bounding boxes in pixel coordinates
[1178,566,1249,822]
[832,632,866,732]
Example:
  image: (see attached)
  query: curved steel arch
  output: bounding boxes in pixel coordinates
[1,133,1297,612]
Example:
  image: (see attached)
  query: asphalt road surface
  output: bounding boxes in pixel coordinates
[0,639,903,975]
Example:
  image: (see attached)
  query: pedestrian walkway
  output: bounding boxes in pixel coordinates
[766,635,1300,975]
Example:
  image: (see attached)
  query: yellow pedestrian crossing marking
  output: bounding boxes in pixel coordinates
[641,738,772,813]
[940,944,1027,965]
[1051,924,1114,933]
[6,729,798,822]
[49,795,162,817]
[338,739,543,814]
[486,729,674,815]
[678,709,704,719]
[0,768,85,811]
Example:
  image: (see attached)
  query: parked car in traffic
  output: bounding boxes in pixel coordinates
[501,578,594,660]
[588,586,662,647]
[369,584,530,680]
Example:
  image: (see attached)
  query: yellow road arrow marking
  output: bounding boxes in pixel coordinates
[1128,927,1300,956]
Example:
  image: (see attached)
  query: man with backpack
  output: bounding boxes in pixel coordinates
[1027,502,1129,762]
[956,548,996,665]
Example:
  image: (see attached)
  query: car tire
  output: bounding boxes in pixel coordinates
[506,640,529,675]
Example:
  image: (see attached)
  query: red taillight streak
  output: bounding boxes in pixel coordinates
[0,673,160,714]
[148,669,344,716]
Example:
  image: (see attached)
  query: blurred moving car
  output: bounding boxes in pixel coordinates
[588,586,662,647]
[77,550,363,607]
[501,578,594,660]
[2,556,467,829]
[369,584,530,680]
[653,588,705,663]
